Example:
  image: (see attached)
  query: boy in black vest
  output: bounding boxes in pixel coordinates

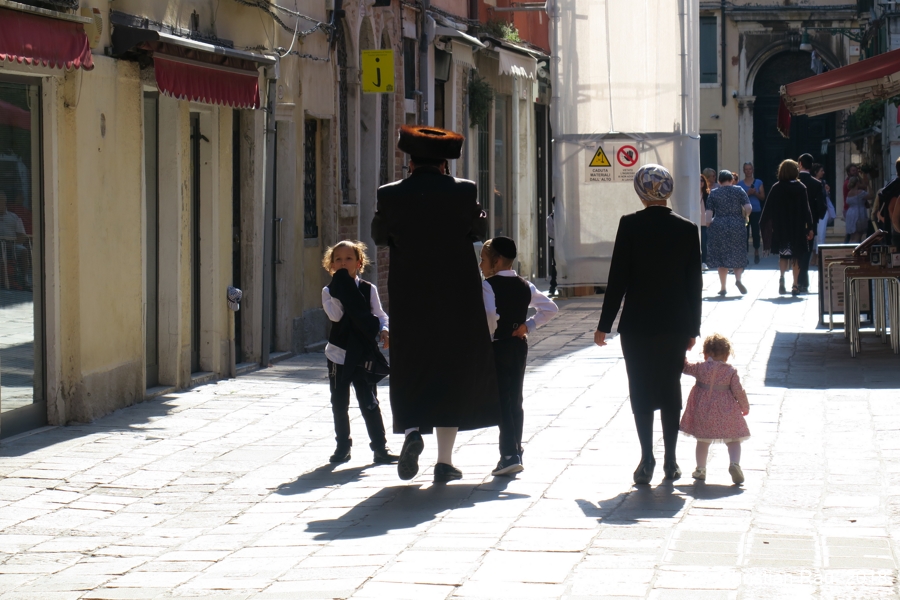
[322,241,398,465]
[480,237,559,476]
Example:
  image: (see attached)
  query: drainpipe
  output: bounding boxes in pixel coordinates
[511,76,521,263]
[260,65,278,367]
[721,0,727,107]
[419,0,431,125]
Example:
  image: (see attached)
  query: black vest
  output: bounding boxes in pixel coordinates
[329,279,373,350]
[487,275,532,340]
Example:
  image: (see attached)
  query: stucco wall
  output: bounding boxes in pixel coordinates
[57,56,145,422]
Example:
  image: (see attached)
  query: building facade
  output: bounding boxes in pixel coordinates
[0,0,552,438]
[699,0,868,201]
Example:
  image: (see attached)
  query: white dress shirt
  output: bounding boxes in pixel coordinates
[482,270,559,338]
[322,277,389,365]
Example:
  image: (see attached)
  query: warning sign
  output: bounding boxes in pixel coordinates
[586,144,642,183]
[589,146,611,167]
[616,145,638,168]
[586,145,613,182]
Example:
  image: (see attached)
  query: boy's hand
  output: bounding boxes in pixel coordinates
[594,330,607,346]
[380,331,390,349]
[512,324,528,339]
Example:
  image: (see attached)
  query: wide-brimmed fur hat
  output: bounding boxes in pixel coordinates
[397,125,464,160]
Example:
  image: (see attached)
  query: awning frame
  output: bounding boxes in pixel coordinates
[0,0,92,24]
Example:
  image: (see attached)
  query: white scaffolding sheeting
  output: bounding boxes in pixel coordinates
[550,0,700,286]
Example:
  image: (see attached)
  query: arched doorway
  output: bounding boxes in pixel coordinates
[753,52,836,192]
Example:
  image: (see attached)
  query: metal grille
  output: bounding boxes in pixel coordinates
[337,24,351,204]
[304,120,319,238]
[379,92,391,186]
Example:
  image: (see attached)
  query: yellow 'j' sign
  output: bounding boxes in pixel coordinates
[361,49,395,94]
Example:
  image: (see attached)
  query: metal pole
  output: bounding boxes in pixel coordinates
[260,75,277,367]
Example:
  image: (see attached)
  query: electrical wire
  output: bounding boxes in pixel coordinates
[278,15,300,57]
[230,0,332,37]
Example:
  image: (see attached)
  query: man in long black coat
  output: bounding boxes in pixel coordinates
[372,125,500,483]
[798,153,826,292]
[594,164,702,485]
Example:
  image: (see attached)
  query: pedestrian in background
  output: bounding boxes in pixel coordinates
[679,333,750,485]
[843,163,860,242]
[759,159,814,296]
[703,167,719,193]
[595,164,702,485]
[812,163,835,260]
[797,154,825,292]
[877,157,900,246]
[700,175,710,270]
[844,176,873,243]
[480,236,558,476]
[321,241,397,466]
[372,125,500,483]
[736,162,764,265]
[547,198,557,296]
[706,170,752,296]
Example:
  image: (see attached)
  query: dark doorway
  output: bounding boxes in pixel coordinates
[753,52,836,193]
[231,110,243,364]
[700,133,718,173]
[144,93,159,387]
[190,113,201,373]
[535,103,548,279]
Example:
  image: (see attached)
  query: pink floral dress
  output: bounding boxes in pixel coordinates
[680,358,750,443]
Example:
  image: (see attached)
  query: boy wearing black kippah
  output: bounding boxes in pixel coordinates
[480,237,559,476]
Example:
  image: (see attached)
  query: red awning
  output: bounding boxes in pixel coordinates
[153,54,261,109]
[0,7,94,71]
[779,47,900,135]
[0,100,32,130]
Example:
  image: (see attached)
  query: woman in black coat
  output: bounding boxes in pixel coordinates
[595,164,702,485]
[759,160,815,296]
[372,125,500,483]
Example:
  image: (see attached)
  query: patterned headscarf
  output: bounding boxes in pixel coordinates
[633,164,674,203]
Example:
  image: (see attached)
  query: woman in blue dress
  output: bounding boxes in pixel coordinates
[736,162,765,264]
[706,170,751,296]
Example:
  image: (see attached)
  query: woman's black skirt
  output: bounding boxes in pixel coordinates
[620,332,690,414]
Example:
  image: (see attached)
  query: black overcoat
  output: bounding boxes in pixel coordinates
[596,206,702,413]
[371,167,500,434]
[759,180,814,256]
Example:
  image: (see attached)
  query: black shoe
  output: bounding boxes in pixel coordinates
[373,448,399,464]
[397,431,424,480]
[735,281,747,295]
[434,462,463,483]
[754,253,760,265]
[633,457,655,485]
[329,445,351,464]
[491,455,524,476]
[792,285,800,297]
[779,276,786,295]
[799,286,809,294]
[663,461,682,481]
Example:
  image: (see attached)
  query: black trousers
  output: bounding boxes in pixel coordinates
[747,212,761,251]
[548,245,557,292]
[494,337,528,457]
[797,241,812,289]
[328,360,387,451]
[700,226,708,264]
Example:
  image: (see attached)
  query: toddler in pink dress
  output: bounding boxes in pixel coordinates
[680,333,750,484]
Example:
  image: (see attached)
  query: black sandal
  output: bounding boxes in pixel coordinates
[779,275,786,295]
[791,285,799,296]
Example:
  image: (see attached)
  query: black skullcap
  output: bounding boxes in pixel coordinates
[489,236,517,260]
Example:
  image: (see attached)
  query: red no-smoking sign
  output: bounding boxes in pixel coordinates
[616,145,639,168]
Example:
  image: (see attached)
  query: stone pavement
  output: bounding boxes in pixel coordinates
[1,260,899,599]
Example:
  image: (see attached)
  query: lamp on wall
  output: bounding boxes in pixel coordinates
[799,31,813,52]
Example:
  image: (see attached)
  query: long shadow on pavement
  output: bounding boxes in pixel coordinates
[765,330,899,389]
[274,463,377,496]
[675,482,744,500]
[577,483,687,524]
[305,481,529,539]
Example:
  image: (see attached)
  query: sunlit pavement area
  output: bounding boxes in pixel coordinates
[0,259,899,599]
